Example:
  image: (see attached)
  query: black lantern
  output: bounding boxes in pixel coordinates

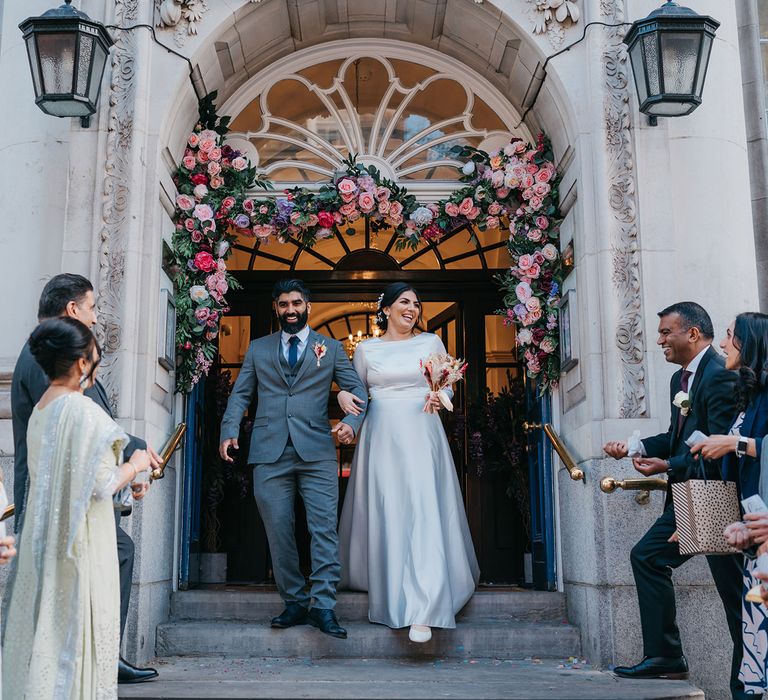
[623,1,719,121]
[19,0,114,127]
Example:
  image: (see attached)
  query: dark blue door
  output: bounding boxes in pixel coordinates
[525,384,557,590]
[179,380,205,589]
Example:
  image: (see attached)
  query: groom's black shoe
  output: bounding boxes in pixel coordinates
[118,657,159,684]
[614,656,689,680]
[271,602,309,628]
[307,607,347,639]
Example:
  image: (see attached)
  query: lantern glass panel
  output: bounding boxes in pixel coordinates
[87,42,107,105]
[642,33,661,96]
[37,32,76,94]
[660,32,699,94]
[694,33,713,98]
[629,41,648,105]
[76,34,93,97]
[648,100,691,117]
[24,35,42,97]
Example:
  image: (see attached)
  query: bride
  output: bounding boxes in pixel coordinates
[337,282,479,643]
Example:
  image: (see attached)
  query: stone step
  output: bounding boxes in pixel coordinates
[169,589,567,623]
[118,657,705,700]
[156,619,581,660]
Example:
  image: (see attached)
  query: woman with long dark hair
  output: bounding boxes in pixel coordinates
[692,311,768,694]
[3,318,152,699]
[337,282,479,643]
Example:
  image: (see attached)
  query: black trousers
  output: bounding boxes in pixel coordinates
[114,508,134,643]
[631,504,748,700]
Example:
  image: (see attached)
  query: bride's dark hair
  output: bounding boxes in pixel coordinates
[29,317,99,382]
[375,283,423,332]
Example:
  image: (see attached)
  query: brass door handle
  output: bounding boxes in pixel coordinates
[523,421,542,432]
[600,477,668,493]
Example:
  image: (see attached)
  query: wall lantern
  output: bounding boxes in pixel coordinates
[623,1,719,124]
[19,0,114,128]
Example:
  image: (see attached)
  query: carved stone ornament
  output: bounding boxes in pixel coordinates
[155,0,262,47]
[601,0,647,418]
[96,0,139,412]
[528,0,581,47]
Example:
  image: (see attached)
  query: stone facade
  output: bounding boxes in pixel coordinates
[0,1,762,698]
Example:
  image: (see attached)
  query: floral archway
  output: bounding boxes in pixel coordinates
[170,95,563,394]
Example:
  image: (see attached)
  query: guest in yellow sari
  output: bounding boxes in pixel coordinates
[2,318,151,699]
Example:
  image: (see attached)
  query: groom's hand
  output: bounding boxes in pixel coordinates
[219,438,239,462]
[332,422,354,445]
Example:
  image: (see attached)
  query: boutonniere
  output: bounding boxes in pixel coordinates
[312,340,327,367]
[673,391,691,416]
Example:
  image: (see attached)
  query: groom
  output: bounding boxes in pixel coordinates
[219,278,367,638]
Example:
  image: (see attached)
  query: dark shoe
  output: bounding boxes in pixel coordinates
[271,602,308,628]
[307,607,347,639]
[614,656,689,680]
[118,657,159,684]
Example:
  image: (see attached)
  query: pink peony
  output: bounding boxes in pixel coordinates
[193,184,208,201]
[458,197,474,216]
[194,307,211,323]
[358,192,376,213]
[176,194,195,211]
[337,178,357,195]
[231,157,247,171]
[491,170,505,188]
[317,211,335,229]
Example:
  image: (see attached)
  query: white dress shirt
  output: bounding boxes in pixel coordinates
[281,325,311,363]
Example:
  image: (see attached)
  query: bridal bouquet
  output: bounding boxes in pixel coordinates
[420,353,468,413]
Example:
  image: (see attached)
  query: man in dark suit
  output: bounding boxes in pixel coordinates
[603,302,746,699]
[11,273,160,684]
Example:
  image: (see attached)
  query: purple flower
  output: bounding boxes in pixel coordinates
[234,214,250,229]
[513,303,527,318]
[275,198,295,226]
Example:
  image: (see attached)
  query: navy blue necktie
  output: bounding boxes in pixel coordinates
[288,335,299,368]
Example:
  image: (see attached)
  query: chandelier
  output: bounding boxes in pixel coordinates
[345,326,381,359]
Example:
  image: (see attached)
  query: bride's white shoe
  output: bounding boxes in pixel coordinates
[408,625,432,643]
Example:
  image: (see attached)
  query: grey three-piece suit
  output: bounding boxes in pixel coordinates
[220,328,367,609]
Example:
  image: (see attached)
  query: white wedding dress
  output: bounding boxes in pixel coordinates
[339,332,479,629]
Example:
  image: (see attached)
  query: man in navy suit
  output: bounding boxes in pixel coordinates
[11,274,161,684]
[603,302,746,699]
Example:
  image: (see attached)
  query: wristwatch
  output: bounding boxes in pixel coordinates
[735,437,749,458]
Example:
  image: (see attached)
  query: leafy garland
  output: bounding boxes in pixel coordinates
[169,95,563,393]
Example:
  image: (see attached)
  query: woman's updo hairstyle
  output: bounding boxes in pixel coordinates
[733,311,768,411]
[375,282,423,332]
[29,317,98,382]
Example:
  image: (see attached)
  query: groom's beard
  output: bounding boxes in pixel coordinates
[278,308,309,334]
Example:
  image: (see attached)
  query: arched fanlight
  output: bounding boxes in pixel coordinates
[19,0,114,127]
[623,1,719,121]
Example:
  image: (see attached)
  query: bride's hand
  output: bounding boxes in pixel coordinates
[424,391,441,414]
[338,390,365,416]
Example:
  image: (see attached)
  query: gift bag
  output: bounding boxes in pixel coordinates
[670,477,740,555]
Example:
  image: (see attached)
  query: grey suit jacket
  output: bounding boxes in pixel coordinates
[220,329,368,465]
[11,341,146,531]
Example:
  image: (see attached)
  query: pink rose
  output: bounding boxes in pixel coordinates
[188,133,200,148]
[307,214,318,227]
[526,263,541,279]
[340,191,356,203]
[194,307,211,323]
[184,218,196,231]
[536,167,553,183]
[377,200,390,215]
[488,202,502,216]
[183,155,197,170]
[317,211,335,229]
[337,178,357,195]
[208,147,222,162]
[290,211,302,225]
[445,202,460,217]
[375,186,391,201]
[389,213,403,226]
[527,358,541,373]
[485,216,500,229]
[542,243,558,261]
[516,282,532,302]
[358,192,376,213]
[339,202,357,217]
[533,182,550,197]
[529,196,543,210]
[458,197,474,216]
[193,203,214,221]
[491,170,505,188]
[253,225,273,240]
[514,141,527,154]
[526,296,541,311]
[533,252,546,265]
[197,150,210,164]
[495,187,511,199]
[231,157,247,171]
[191,230,203,243]
[207,161,222,176]
[193,184,208,201]
[176,194,195,211]
[527,228,543,242]
[388,201,403,217]
[526,150,539,161]
[221,196,236,210]
[466,207,480,220]
[210,175,224,189]
[518,254,533,270]
[259,205,269,214]
[489,155,503,170]
[540,339,556,354]
[521,174,535,189]
[193,251,216,272]
[199,138,216,153]
[316,228,333,240]
[527,164,538,175]
[347,209,361,222]
[535,215,549,229]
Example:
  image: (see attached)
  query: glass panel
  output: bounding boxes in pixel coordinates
[76,34,93,96]
[389,58,435,88]
[343,57,393,149]
[25,36,42,97]
[660,32,700,94]
[647,100,692,116]
[642,33,660,96]
[230,98,263,132]
[629,41,648,105]
[219,316,251,364]
[694,34,713,98]
[396,246,440,269]
[38,32,77,94]
[298,58,344,88]
[293,250,334,270]
[87,43,107,106]
[485,314,519,395]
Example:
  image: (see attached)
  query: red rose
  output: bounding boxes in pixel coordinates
[193,251,216,272]
[317,211,335,229]
[191,173,209,186]
[422,224,445,242]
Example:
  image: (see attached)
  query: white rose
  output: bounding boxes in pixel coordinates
[193,184,208,200]
[541,244,558,261]
[189,285,209,302]
[673,391,691,416]
[462,161,476,176]
[517,328,533,345]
